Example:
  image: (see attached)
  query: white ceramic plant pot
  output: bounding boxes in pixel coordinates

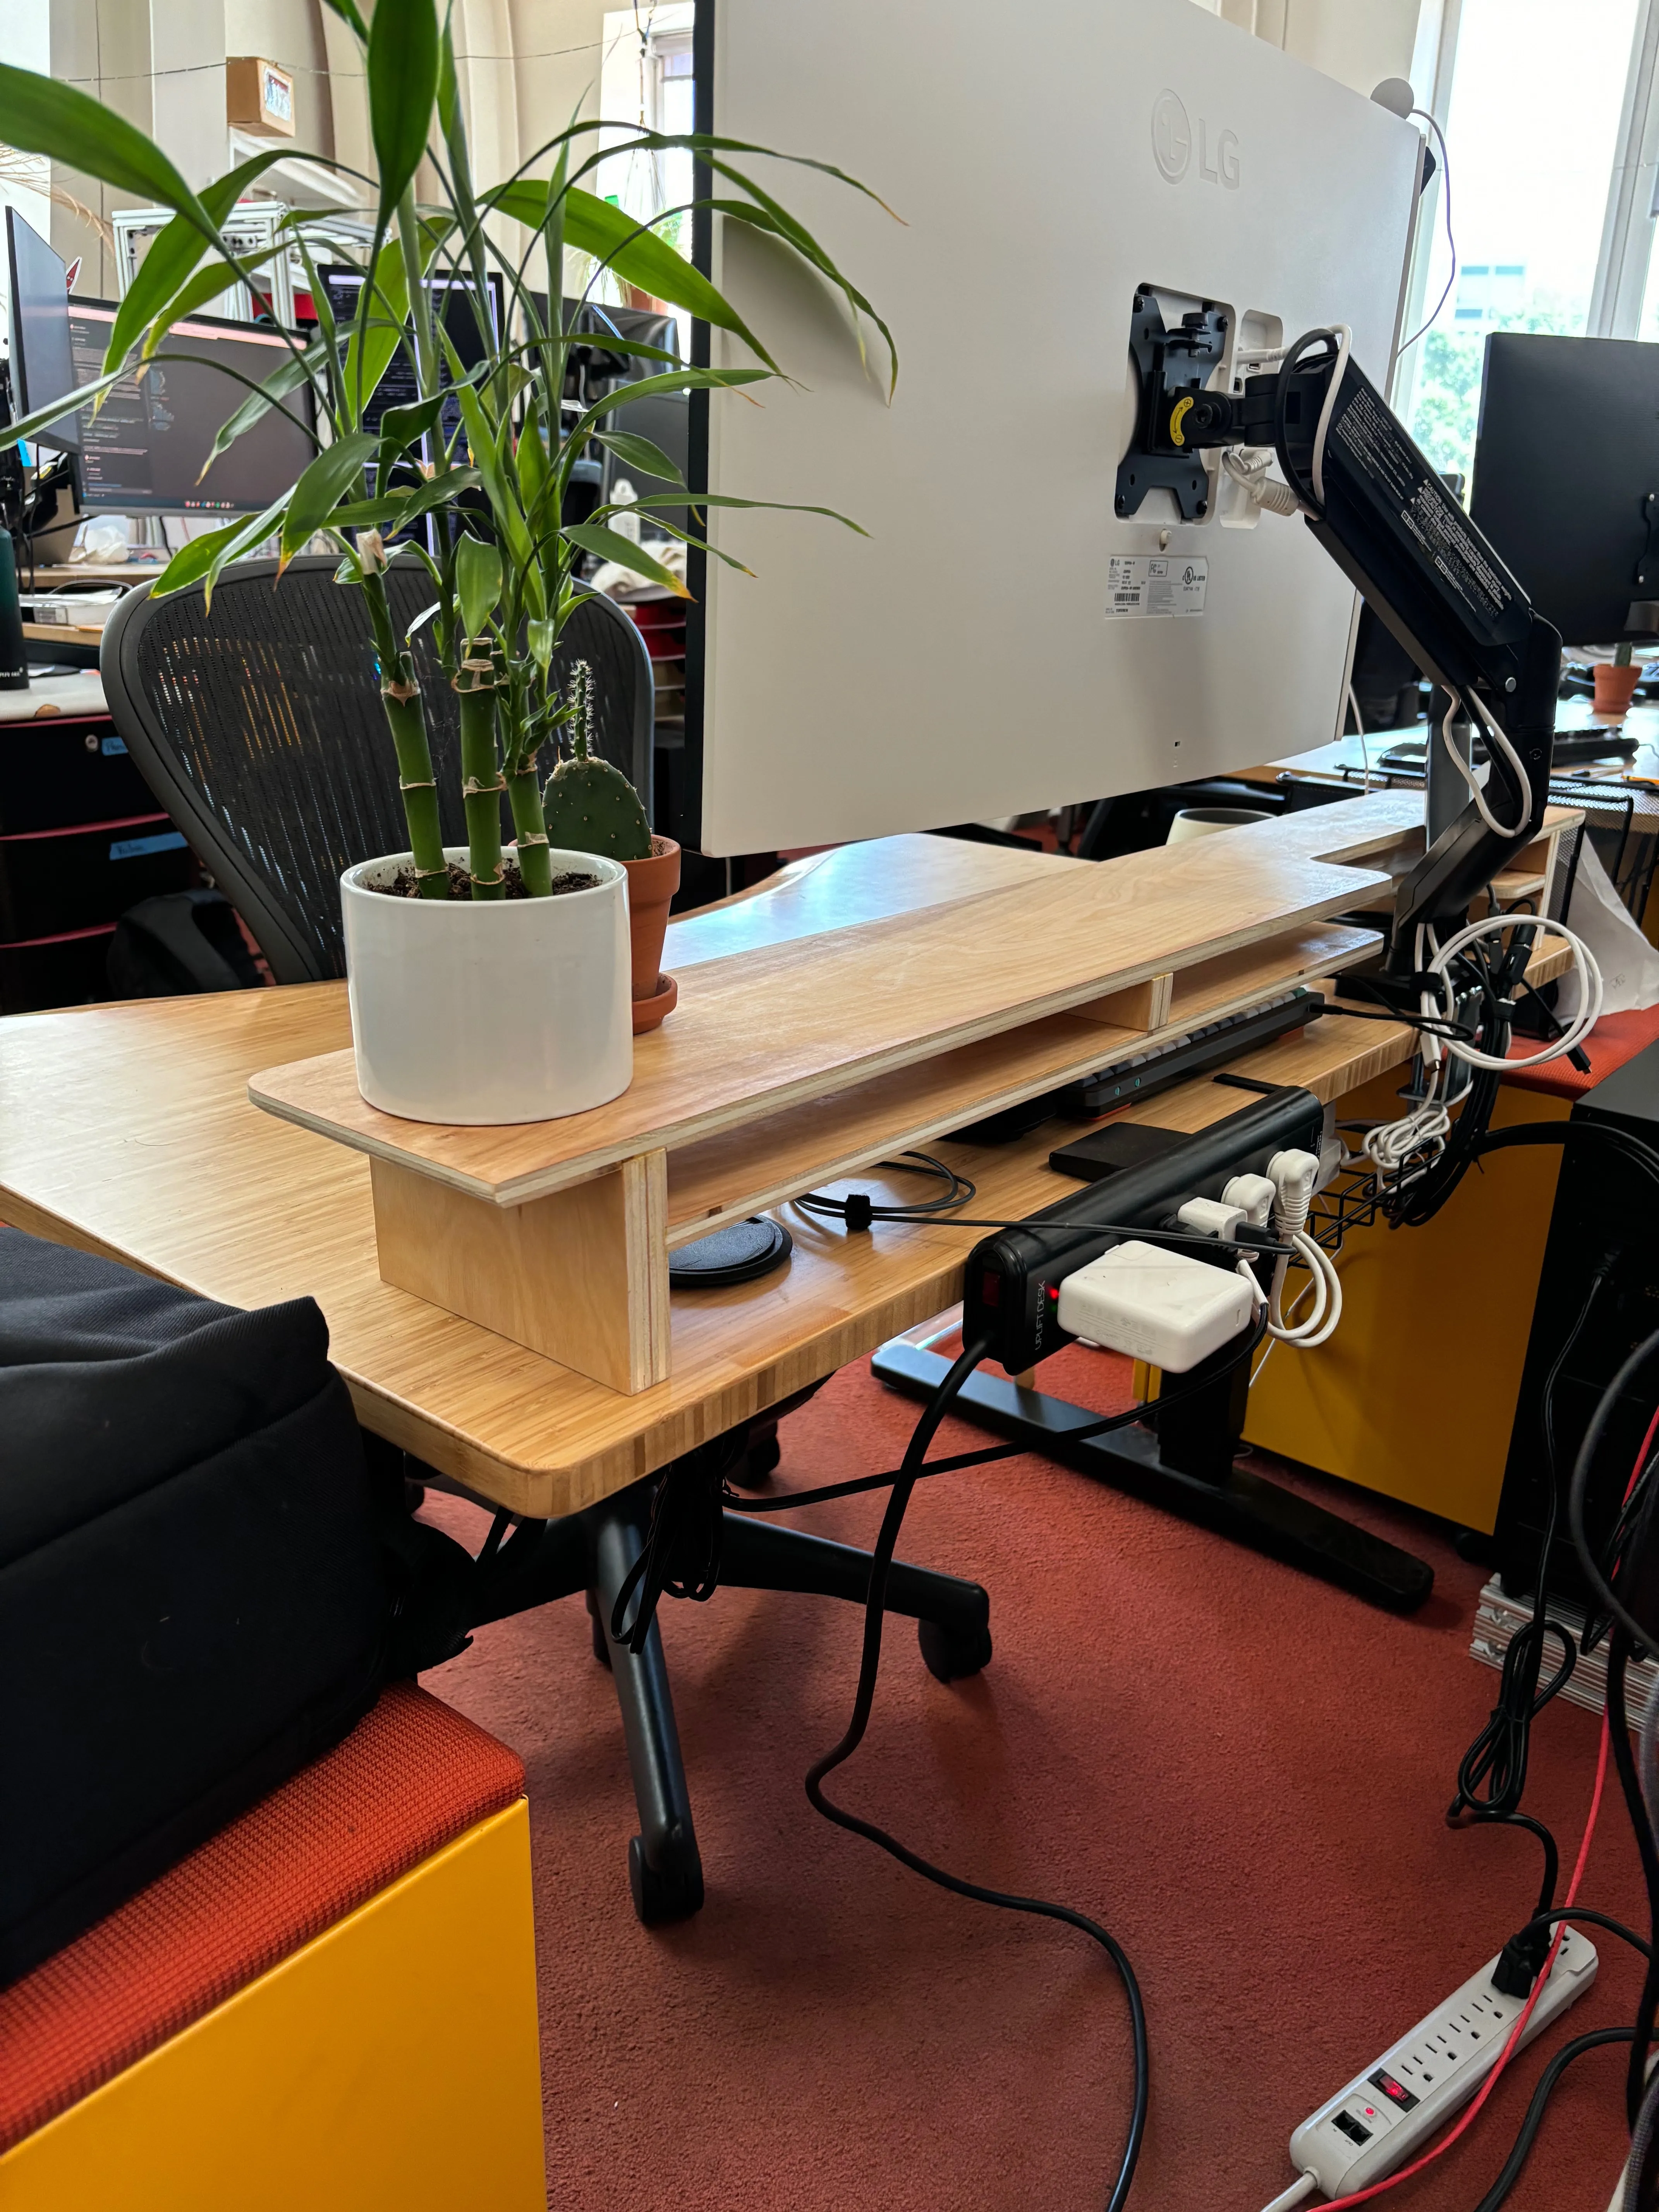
[340,848,633,1124]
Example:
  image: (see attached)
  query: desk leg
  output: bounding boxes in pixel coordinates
[870,1343,1434,1613]
[591,1499,706,1927]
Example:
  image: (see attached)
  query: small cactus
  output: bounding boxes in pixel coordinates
[542,658,653,862]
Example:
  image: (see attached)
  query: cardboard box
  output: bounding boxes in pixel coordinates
[227,57,295,138]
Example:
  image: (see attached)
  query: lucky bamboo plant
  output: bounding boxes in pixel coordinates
[0,0,894,901]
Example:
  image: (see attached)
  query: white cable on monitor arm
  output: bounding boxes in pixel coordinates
[1309,323,1352,508]
[1223,445,1301,517]
[1439,689,1531,839]
[1348,682,1371,795]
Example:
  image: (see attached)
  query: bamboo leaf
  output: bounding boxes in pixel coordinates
[151,493,292,609]
[318,0,369,36]
[617,511,755,576]
[139,252,278,359]
[490,182,778,368]
[603,365,772,408]
[343,235,413,427]
[709,198,898,399]
[636,489,867,533]
[367,0,440,231]
[376,393,447,465]
[0,364,129,454]
[338,465,481,531]
[203,340,324,467]
[594,429,684,486]
[527,616,556,673]
[102,150,290,378]
[560,524,691,596]
[455,531,503,641]
[0,65,215,241]
[516,402,552,516]
[280,431,380,563]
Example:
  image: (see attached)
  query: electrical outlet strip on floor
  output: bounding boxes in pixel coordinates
[1258,1927,1599,2206]
[1470,1578,1657,1727]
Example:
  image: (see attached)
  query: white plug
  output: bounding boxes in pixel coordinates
[1056,1241,1255,1372]
[1176,1197,1247,1241]
[1267,1148,1321,1239]
[1223,1173,1276,1228]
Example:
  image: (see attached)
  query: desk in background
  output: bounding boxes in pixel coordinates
[0,669,194,1013]
[1243,698,1659,930]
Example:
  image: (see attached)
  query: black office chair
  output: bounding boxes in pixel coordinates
[100,553,656,983]
[98,551,993,1930]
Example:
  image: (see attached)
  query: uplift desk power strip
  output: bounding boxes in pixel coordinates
[1262,1927,1599,2207]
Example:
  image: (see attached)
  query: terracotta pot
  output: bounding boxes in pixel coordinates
[623,835,681,1034]
[1593,660,1643,718]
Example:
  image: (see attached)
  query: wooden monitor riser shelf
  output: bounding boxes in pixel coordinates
[247,797,1578,1399]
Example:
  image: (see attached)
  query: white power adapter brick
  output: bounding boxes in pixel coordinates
[1056,1241,1255,1372]
[1176,1197,1247,1241]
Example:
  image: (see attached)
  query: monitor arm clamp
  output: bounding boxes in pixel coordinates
[1129,329,1563,982]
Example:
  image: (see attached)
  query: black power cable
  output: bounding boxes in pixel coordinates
[802,1336,1149,2212]
[795,1150,976,1230]
[1468,2027,1635,2212]
[1449,1255,1614,1824]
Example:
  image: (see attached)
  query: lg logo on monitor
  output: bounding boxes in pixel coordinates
[1152,89,1240,189]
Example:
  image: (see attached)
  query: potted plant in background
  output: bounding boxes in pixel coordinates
[1594,639,1644,719]
[0,0,893,1121]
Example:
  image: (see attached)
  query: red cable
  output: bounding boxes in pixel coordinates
[1303,1399,1657,2210]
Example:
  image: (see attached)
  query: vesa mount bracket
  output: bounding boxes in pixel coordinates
[1115,292,1229,523]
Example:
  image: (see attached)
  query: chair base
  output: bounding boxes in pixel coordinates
[467,1456,992,1926]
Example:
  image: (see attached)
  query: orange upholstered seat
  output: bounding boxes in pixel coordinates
[0,1681,525,2154]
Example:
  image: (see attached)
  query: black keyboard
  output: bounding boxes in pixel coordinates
[950,986,1327,1144]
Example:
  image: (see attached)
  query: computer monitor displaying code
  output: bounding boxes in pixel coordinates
[316,266,503,453]
[65,301,315,514]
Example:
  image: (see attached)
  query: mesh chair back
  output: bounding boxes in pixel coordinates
[100,553,654,984]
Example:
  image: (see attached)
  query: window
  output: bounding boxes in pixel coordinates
[1403,0,1647,484]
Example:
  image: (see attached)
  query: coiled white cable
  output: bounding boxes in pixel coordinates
[1423,910,1603,1073]
[1261,1149,1343,1349]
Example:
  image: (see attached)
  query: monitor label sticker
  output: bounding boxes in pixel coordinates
[1106,555,1207,618]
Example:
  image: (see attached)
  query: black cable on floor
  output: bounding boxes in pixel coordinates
[1468,2027,1634,2212]
[1448,1255,1613,1821]
[802,1335,1149,2212]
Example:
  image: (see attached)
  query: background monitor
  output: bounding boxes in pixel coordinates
[6,206,79,453]
[684,0,1423,855]
[65,300,315,513]
[1469,331,1659,650]
[528,296,689,535]
[316,266,505,450]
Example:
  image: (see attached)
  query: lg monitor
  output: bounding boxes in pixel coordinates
[6,206,79,453]
[1470,331,1659,650]
[64,300,315,513]
[678,0,1423,854]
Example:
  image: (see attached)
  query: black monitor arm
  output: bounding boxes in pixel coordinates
[1156,329,1562,976]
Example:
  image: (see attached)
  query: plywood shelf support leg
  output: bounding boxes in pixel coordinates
[369,1151,671,1395]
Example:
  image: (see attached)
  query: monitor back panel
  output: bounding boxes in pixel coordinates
[694,0,1421,853]
[1470,331,1659,650]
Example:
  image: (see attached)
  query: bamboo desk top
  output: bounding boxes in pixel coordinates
[0,809,1573,1520]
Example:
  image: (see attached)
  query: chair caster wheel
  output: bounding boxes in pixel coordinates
[918,1616,993,1683]
[586,1590,612,1669]
[628,1832,704,1926]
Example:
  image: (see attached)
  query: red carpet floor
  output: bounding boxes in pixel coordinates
[422,1343,1642,2212]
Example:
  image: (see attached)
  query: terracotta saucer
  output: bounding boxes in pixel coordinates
[632,972,678,1034]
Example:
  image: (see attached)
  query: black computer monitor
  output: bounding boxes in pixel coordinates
[316,266,504,449]
[6,207,79,453]
[1470,331,1659,648]
[65,299,316,513]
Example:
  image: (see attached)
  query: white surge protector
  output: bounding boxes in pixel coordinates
[1279,1928,1599,2200]
[1055,1240,1254,1372]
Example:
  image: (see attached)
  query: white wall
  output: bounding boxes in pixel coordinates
[1192,0,1425,98]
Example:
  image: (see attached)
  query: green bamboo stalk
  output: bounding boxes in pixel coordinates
[506,755,553,895]
[360,568,447,897]
[456,658,507,898]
